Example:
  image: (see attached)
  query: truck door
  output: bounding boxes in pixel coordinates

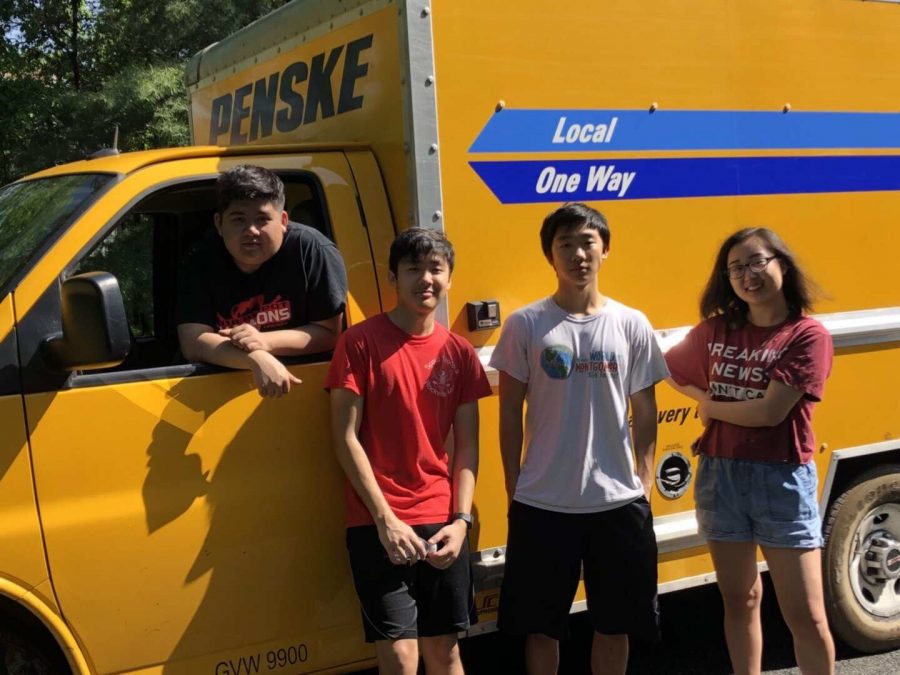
[0,295,52,607]
[14,153,383,674]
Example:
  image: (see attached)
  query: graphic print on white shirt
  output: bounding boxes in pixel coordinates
[490,297,669,513]
[540,346,620,379]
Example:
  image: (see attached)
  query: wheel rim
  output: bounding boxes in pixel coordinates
[849,503,900,618]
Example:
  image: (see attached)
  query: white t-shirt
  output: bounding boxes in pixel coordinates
[490,297,669,513]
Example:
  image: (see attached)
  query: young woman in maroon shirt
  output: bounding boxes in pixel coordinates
[666,227,835,675]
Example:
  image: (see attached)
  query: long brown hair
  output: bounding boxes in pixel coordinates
[699,227,817,327]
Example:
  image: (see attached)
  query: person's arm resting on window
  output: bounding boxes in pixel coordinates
[177,322,301,397]
[218,314,342,356]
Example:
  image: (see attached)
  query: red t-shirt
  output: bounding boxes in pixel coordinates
[324,313,492,527]
[665,315,833,463]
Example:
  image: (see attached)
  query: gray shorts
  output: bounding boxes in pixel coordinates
[695,455,823,549]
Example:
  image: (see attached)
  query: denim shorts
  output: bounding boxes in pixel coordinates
[694,455,823,549]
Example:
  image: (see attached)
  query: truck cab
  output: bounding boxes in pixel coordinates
[0,146,393,674]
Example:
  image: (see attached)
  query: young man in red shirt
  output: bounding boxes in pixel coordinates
[326,228,491,674]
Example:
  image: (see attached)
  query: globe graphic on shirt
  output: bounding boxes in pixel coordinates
[540,345,575,379]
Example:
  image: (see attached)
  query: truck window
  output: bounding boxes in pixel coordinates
[75,213,155,338]
[0,174,114,297]
[70,172,331,373]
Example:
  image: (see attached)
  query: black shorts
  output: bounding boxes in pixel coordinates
[498,498,660,642]
[346,523,476,643]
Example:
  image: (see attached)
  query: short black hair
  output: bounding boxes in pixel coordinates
[216,165,285,214]
[540,203,610,259]
[700,227,819,327]
[389,227,455,275]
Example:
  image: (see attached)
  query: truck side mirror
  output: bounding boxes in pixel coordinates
[41,272,131,371]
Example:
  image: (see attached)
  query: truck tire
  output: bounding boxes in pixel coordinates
[0,622,69,675]
[823,464,900,653]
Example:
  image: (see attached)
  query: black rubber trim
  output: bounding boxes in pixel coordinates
[298,171,335,242]
[16,279,72,395]
[344,152,384,314]
[0,326,20,397]
[65,351,334,390]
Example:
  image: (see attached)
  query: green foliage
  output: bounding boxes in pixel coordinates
[78,64,191,151]
[76,212,155,336]
[1,0,290,184]
[3,1,97,89]
[95,1,290,66]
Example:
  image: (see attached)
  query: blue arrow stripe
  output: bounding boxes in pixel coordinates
[468,156,900,203]
[468,110,900,153]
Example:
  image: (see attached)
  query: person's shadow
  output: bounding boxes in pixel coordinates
[140,372,365,672]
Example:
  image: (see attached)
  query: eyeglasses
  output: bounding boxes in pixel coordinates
[725,255,777,279]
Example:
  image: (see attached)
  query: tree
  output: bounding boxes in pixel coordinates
[94,1,289,68]
[3,1,97,90]
[0,0,290,184]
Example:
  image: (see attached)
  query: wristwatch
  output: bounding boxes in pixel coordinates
[452,512,473,529]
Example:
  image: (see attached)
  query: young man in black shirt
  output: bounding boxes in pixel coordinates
[177,165,348,397]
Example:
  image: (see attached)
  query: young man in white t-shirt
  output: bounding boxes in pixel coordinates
[490,203,669,675]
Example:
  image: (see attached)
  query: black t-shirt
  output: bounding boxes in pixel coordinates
[177,222,348,331]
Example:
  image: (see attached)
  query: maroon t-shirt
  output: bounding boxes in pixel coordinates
[665,315,833,463]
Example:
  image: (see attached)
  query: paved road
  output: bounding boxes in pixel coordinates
[354,574,899,673]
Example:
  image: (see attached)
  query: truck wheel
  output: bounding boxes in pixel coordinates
[823,464,900,653]
[0,623,69,675]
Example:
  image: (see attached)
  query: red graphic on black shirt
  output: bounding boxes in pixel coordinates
[216,294,292,329]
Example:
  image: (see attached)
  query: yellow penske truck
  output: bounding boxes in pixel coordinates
[1,0,899,672]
